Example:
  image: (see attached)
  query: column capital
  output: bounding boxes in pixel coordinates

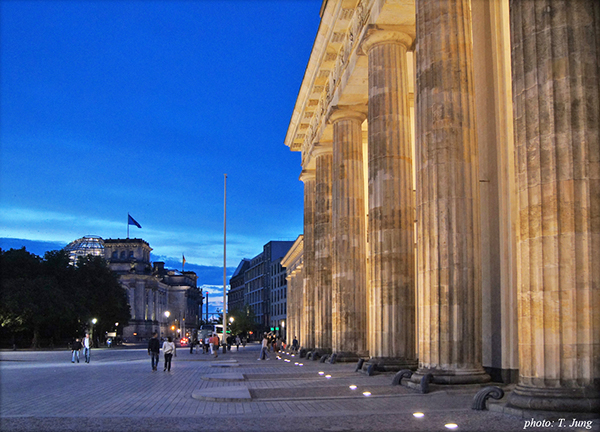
[299,169,316,182]
[312,142,333,158]
[361,29,413,54]
[328,106,367,124]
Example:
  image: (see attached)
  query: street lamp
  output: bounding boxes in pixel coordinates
[164,311,171,339]
[91,318,98,347]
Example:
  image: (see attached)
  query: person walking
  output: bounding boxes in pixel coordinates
[292,336,299,353]
[162,337,176,371]
[210,334,219,358]
[71,338,82,363]
[235,335,241,351]
[82,333,91,363]
[148,332,160,371]
[258,333,269,360]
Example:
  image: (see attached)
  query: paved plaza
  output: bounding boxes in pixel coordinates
[1,344,597,432]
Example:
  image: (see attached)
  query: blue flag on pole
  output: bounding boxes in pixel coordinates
[128,214,142,228]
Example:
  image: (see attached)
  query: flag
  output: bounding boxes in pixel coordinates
[128,214,142,228]
[182,254,186,272]
[182,255,186,266]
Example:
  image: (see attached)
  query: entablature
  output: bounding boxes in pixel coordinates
[285,0,415,172]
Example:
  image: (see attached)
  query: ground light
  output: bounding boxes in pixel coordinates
[445,424,458,429]
[362,391,372,397]
[318,371,325,376]
[295,362,299,365]
[325,375,332,379]
[349,385,357,390]
[298,363,303,366]
[413,413,425,418]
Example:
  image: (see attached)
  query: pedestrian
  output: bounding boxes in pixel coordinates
[162,336,176,371]
[71,338,82,363]
[148,332,160,371]
[203,336,209,354]
[258,333,269,360]
[242,336,247,348]
[292,336,299,353]
[210,334,219,358]
[235,335,241,351]
[189,338,195,354]
[82,333,91,363]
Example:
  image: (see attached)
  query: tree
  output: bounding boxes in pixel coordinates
[228,305,257,337]
[73,255,131,338]
[0,248,131,348]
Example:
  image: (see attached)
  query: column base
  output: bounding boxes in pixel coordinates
[311,348,332,361]
[507,385,600,413]
[366,357,418,373]
[332,351,368,363]
[411,367,491,385]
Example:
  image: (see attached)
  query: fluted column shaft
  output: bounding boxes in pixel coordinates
[300,170,316,349]
[314,146,333,352]
[414,0,489,384]
[508,0,600,412]
[330,110,368,359]
[363,31,417,367]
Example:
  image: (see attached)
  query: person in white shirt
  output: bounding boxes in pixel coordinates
[259,333,269,360]
[162,337,176,372]
[82,333,91,363]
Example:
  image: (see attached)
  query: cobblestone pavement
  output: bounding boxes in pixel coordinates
[1,344,598,432]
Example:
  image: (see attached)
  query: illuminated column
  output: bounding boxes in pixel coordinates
[330,109,368,360]
[507,0,600,412]
[362,31,417,370]
[300,170,316,350]
[314,144,333,353]
[413,0,490,384]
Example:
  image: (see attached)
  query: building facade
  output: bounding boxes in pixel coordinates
[104,238,202,341]
[228,241,295,333]
[285,0,599,414]
[228,259,250,313]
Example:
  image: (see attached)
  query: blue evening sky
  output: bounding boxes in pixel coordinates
[0,0,321,311]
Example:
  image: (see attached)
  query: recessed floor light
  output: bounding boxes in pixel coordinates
[362,391,372,397]
[445,424,458,429]
[318,371,325,375]
[349,385,357,390]
[325,375,332,379]
[413,412,425,418]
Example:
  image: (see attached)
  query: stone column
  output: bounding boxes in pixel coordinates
[300,170,316,350]
[362,30,418,370]
[314,145,333,353]
[330,109,368,361]
[413,0,490,384]
[508,0,600,412]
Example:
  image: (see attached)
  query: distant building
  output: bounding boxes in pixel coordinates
[64,235,105,265]
[97,237,202,341]
[229,241,294,333]
[228,259,250,313]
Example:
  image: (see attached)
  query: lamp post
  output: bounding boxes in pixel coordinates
[281,320,285,341]
[164,311,170,339]
[91,318,98,347]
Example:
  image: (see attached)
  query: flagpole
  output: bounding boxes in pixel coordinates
[127,213,129,239]
[222,173,227,353]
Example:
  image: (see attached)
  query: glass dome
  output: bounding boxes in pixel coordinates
[65,235,105,265]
